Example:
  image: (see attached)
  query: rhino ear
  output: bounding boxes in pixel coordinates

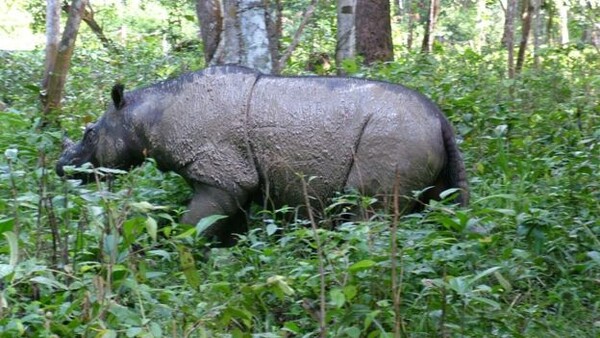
[111,83,126,110]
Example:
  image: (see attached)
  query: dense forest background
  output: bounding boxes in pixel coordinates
[0,0,598,336]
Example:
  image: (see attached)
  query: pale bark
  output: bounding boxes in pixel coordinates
[546,2,554,45]
[43,0,61,93]
[557,0,569,44]
[421,0,440,53]
[532,0,541,68]
[239,0,273,73]
[199,0,276,74]
[41,0,87,125]
[474,0,486,51]
[336,0,357,68]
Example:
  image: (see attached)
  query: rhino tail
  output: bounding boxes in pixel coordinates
[438,116,469,207]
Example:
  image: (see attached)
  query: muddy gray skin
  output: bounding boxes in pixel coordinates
[57,65,469,246]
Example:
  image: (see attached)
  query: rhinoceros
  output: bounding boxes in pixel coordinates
[57,65,468,246]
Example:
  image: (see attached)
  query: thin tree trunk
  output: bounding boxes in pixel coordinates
[41,0,87,126]
[265,0,282,72]
[546,2,554,45]
[516,0,534,74]
[532,0,541,68]
[421,0,440,53]
[278,0,318,71]
[42,0,61,94]
[474,0,486,51]
[557,0,569,44]
[503,0,518,79]
[336,0,357,70]
[406,0,415,49]
[62,2,119,53]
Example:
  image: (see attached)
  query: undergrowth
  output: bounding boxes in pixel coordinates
[0,43,599,337]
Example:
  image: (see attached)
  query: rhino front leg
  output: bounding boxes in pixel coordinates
[181,184,249,247]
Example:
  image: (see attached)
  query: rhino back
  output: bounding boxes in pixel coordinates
[142,66,262,194]
[247,76,446,208]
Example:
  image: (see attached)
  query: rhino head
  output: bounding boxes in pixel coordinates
[56,84,146,181]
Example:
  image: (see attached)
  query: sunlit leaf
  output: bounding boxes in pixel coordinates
[3,231,18,266]
[195,214,228,235]
[178,245,199,288]
[146,216,157,242]
[330,288,345,308]
[349,259,376,272]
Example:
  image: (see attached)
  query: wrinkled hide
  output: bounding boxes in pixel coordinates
[57,65,469,246]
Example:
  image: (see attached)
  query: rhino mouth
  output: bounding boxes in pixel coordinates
[56,137,97,182]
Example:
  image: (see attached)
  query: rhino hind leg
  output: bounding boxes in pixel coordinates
[182,185,249,247]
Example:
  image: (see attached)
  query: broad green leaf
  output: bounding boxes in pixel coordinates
[174,227,196,239]
[472,296,501,309]
[587,251,600,265]
[267,275,295,296]
[282,321,300,334]
[178,245,199,288]
[349,259,376,272]
[471,266,501,284]
[0,264,14,279]
[146,216,157,242]
[440,188,461,199]
[195,215,228,235]
[96,329,117,338]
[130,201,167,212]
[108,303,142,326]
[266,222,278,236]
[30,276,68,290]
[149,322,162,337]
[4,148,18,160]
[330,288,345,308]
[493,271,512,292]
[344,285,358,301]
[342,327,361,338]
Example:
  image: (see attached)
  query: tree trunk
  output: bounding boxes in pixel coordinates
[336,0,357,68]
[532,0,541,68]
[421,0,440,53]
[503,0,517,79]
[336,0,393,69]
[516,0,534,74]
[197,0,277,74]
[474,0,486,51]
[546,1,554,46]
[557,0,569,44]
[41,0,87,127]
[406,0,416,49]
[356,0,394,63]
[196,0,222,63]
[43,0,61,94]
